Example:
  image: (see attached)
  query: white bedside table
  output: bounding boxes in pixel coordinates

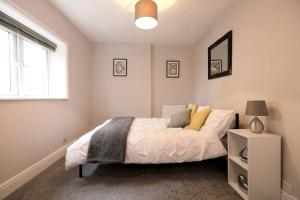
[227,129,281,200]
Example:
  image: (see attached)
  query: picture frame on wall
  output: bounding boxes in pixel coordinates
[208,30,232,79]
[113,58,127,77]
[166,60,180,78]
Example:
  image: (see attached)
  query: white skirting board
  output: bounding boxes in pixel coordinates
[281,191,299,200]
[0,139,77,200]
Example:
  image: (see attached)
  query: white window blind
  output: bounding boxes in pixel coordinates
[0,10,57,51]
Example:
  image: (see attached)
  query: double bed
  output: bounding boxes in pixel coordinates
[65,107,239,178]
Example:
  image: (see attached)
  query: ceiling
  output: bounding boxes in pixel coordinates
[49,0,236,44]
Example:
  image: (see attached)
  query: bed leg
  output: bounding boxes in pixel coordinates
[79,165,83,178]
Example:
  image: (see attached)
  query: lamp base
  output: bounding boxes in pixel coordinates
[249,116,264,133]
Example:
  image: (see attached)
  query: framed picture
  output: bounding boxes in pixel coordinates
[113,58,127,77]
[166,60,180,78]
[210,60,222,75]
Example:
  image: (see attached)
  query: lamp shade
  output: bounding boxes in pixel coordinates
[245,100,269,116]
[135,0,158,29]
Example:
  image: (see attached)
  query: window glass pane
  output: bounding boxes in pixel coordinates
[23,39,48,95]
[0,28,12,95]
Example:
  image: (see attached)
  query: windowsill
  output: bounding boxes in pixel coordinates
[0,96,69,101]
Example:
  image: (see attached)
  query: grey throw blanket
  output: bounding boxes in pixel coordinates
[87,117,135,164]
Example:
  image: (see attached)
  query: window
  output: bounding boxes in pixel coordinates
[23,38,49,96]
[0,26,16,95]
[0,26,52,98]
[0,8,67,100]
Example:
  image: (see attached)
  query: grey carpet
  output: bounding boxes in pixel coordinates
[5,158,242,200]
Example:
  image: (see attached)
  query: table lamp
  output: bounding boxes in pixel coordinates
[245,100,269,133]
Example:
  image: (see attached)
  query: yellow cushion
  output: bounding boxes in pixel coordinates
[185,108,211,131]
[187,103,198,119]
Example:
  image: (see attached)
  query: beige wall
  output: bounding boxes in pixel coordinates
[151,45,195,117]
[2,0,300,198]
[193,0,300,197]
[91,43,152,126]
[91,43,195,123]
[0,0,92,184]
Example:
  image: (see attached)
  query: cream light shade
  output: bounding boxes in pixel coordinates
[135,0,158,29]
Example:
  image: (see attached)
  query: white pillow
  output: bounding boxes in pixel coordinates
[197,105,210,112]
[201,108,235,138]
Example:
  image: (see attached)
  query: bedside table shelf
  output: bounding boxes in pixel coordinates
[229,181,248,200]
[227,129,281,200]
[229,156,248,170]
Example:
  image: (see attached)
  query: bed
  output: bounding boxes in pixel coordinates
[65,108,239,178]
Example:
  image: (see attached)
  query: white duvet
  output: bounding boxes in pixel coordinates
[65,118,227,169]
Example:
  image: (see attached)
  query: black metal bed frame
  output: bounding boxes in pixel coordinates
[78,113,240,178]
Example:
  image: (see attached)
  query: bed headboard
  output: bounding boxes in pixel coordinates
[235,113,240,129]
[161,105,240,129]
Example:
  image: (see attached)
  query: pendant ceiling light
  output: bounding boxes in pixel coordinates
[135,0,158,30]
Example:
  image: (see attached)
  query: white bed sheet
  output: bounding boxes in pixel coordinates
[65,118,227,169]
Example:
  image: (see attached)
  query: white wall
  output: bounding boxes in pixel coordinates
[91,43,152,126]
[152,45,195,117]
[193,0,300,198]
[0,0,92,184]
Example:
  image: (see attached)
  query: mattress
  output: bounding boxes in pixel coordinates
[65,118,227,169]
